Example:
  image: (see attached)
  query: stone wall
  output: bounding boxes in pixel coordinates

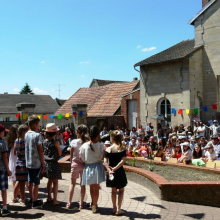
[140,59,191,129]
[194,0,220,121]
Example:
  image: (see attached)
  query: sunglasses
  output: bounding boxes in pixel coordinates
[207,147,212,150]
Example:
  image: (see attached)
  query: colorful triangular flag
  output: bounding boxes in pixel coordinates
[22,113,27,120]
[185,109,190,114]
[79,111,83,117]
[194,108,198,114]
[65,113,70,118]
[16,113,20,118]
[178,109,183,114]
[203,106,208,112]
[171,108,176,114]
[58,114,62,119]
[50,115,54,118]
[73,111,77,118]
[212,103,217,110]
[43,115,48,119]
[37,115,41,119]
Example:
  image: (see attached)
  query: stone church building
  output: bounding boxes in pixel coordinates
[134,0,220,128]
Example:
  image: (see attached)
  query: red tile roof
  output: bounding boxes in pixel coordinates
[88,81,139,117]
[55,81,139,117]
[54,86,109,116]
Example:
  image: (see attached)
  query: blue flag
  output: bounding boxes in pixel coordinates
[203,106,208,112]
[50,115,54,118]
[80,111,83,117]
[171,108,176,114]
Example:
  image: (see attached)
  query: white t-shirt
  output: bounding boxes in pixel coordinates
[205,150,217,160]
[79,142,105,164]
[183,149,193,159]
[70,139,83,166]
[197,126,205,137]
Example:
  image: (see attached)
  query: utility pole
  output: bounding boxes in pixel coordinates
[53,84,65,99]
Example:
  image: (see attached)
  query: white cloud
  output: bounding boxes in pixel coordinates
[32,87,48,94]
[79,61,90,64]
[137,45,142,49]
[142,47,156,52]
[81,75,85,77]
[51,88,56,91]
[40,61,45,64]
[13,88,19,92]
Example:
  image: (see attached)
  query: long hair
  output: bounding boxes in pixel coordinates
[6,124,19,149]
[110,130,123,150]
[77,124,88,144]
[193,144,203,158]
[89,125,100,152]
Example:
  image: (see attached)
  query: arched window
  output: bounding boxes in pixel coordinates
[158,98,171,125]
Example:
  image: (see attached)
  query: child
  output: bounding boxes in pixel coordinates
[6,124,19,190]
[79,125,105,213]
[104,130,127,215]
[13,124,29,205]
[0,124,12,216]
[66,124,88,209]
[25,115,45,208]
[43,123,62,206]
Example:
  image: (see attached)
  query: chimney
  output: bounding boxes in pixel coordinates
[202,0,211,8]
[133,77,138,81]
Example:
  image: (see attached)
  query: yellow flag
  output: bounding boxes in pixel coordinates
[185,109,190,114]
[37,115,41,119]
[22,113,27,120]
[65,113,70,118]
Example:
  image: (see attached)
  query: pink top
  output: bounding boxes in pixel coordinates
[71,139,84,167]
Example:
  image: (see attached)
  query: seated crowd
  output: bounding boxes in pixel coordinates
[100,119,220,167]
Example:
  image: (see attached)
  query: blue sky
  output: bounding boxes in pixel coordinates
[0,0,201,99]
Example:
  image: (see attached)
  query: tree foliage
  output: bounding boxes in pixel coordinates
[20,83,34,94]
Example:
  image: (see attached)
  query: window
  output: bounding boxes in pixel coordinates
[158,98,171,126]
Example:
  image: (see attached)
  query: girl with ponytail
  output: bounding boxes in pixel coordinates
[66,124,88,209]
[104,130,127,216]
[79,125,105,213]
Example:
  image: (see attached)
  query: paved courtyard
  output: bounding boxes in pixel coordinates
[1,173,220,219]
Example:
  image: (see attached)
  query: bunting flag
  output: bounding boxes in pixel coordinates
[65,113,70,118]
[185,109,190,114]
[37,115,41,119]
[73,111,77,118]
[50,115,54,118]
[79,111,83,117]
[171,108,176,114]
[43,115,48,119]
[203,106,208,112]
[212,103,217,109]
[194,108,198,114]
[58,114,62,119]
[22,113,27,120]
[178,109,183,114]
[16,113,20,118]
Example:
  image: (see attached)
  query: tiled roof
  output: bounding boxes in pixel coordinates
[134,39,199,67]
[54,86,110,116]
[0,94,59,114]
[89,79,128,87]
[88,81,139,117]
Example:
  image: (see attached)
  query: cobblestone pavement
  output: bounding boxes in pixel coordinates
[1,173,220,220]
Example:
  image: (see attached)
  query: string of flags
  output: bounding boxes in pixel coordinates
[15,111,85,119]
[171,103,218,115]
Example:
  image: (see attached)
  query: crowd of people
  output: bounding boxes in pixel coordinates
[0,115,127,216]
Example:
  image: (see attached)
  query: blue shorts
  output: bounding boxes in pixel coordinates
[28,168,41,185]
[0,170,8,191]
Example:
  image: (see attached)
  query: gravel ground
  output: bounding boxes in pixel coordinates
[125,159,220,181]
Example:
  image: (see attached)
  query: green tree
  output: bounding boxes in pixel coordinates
[20,83,34,94]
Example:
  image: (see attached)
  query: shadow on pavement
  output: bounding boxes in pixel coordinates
[184,213,205,219]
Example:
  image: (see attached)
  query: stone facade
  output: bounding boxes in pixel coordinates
[194,0,220,121]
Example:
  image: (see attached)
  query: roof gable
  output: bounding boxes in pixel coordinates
[134,39,201,67]
[87,81,139,117]
[189,0,217,25]
[54,85,110,116]
[0,94,59,114]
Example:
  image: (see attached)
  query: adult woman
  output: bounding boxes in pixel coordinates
[186,126,193,136]
[130,127,138,138]
[154,146,166,161]
[177,124,185,134]
[193,121,200,136]
[193,144,203,159]
[104,130,127,215]
[43,123,62,206]
[205,143,217,162]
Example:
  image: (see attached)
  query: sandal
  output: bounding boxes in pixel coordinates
[66,203,71,209]
[11,198,19,203]
[92,205,100,213]
[116,209,124,216]
[79,204,84,209]
[112,207,117,214]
